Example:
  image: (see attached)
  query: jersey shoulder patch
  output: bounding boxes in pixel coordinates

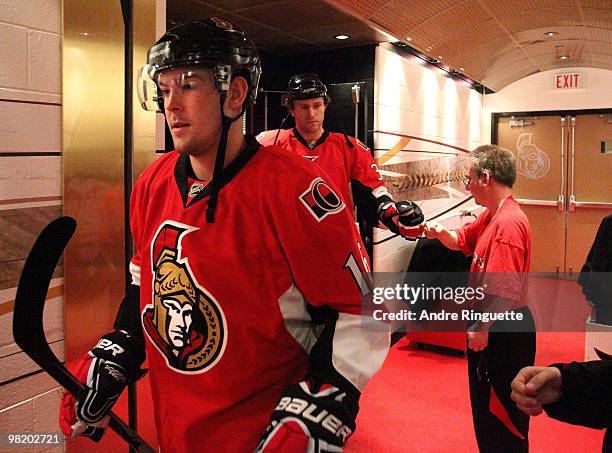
[299,177,345,222]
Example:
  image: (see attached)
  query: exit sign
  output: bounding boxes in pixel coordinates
[555,72,583,89]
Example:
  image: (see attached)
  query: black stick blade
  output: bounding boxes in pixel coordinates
[13,216,80,394]
[14,216,76,350]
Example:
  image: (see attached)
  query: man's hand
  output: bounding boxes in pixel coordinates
[511,366,562,416]
[467,330,489,351]
[255,380,359,453]
[59,330,146,440]
[424,221,445,240]
[378,200,425,238]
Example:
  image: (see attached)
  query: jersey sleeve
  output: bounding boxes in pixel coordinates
[346,137,386,195]
[255,130,281,147]
[345,137,390,226]
[266,159,389,392]
[544,360,612,429]
[113,173,150,343]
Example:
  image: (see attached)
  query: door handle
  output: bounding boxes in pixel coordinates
[516,198,560,207]
[570,200,612,210]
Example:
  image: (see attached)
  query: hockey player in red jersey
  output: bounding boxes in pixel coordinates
[257,73,424,240]
[58,17,390,452]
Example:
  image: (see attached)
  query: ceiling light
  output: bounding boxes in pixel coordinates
[406,37,412,41]
[459,67,464,71]
[334,34,350,40]
[559,55,569,60]
[545,31,558,37]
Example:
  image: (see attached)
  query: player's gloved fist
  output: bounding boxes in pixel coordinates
[378,199,425,238]
[59,330,146,441]
[255,380,359,453]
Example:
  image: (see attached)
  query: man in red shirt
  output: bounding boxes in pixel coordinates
[257,74,424,242]
[59,18,389,452]
[425,144,536,452]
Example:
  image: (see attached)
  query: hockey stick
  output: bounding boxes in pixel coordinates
[13,216,156,453]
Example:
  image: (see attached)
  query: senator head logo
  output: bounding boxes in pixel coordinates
[516,133,550,179]
[299,177,345,221]
[142,222,227,374]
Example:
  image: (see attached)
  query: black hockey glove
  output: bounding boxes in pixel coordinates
[255,380,359,453]
[59,330,146,440]
[378,198,425,238]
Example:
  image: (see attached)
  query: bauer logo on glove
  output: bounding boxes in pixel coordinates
[256,380,359,453]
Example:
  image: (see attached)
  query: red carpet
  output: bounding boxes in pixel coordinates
[348,332,605,452]
[66,332,604,452]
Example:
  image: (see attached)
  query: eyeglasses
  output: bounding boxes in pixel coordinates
[462,170,489,186]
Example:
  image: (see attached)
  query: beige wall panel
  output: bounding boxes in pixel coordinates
[32,388,63,433]
[0,23,28,88]
[0,372,60,411]
[0,290,63,357]
[29,31,62,93]
[0,102,61,152]
[0,207,64,264]
[0,157,61,202]
[0,340,65,384]
[0,208,63,290]
[0,0,61,34]
[0,89,61,105]
[0,398,33,433]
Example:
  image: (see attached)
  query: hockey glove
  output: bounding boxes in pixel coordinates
[255,380,359,453]
[378,199,425,238]
[59,330,146,441]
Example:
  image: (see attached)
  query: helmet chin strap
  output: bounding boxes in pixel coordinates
[206,93,242,224]
[273,113,291,145]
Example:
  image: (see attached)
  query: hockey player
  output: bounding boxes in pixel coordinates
[256,73,424,241]
[59,18,390,452]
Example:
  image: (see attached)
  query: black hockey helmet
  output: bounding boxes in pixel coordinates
[286,73,330,108]
[138,18,262,224]
[137,17,261,111]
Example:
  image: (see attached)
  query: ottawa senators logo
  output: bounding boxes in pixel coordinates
[299,177,345,221]
[142,221,227,374]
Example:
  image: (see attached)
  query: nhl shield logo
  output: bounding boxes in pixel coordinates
[142,221,227,374]
[299,177,345,221]
[211,17,233,30]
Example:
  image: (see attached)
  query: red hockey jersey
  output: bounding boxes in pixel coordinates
[129,136,389,452]
[257,128,388,211]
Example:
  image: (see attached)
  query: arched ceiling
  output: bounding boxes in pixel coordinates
[167,0,612,91]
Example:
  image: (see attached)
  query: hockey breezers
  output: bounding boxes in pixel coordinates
[12,216,155,453]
